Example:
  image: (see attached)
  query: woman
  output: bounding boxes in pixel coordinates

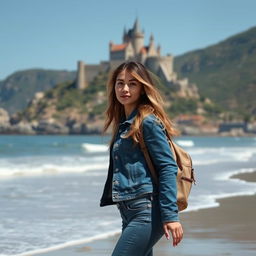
[100,61,183,256]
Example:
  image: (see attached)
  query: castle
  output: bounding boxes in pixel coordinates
[76,19,198,98]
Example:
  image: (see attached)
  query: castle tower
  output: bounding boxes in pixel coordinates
[132,18,144,55]
[76,61,87,90]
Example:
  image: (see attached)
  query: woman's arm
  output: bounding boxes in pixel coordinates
[142,115,179,222]
[142,115,183,246]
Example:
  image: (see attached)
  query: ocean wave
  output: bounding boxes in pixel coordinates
[82,143,108,153]
[176,140,194,147]
[0,155,108,179]
[15,230,120,256]
[189,147,256,165]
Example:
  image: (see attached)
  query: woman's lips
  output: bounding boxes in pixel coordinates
[121,95,130,98]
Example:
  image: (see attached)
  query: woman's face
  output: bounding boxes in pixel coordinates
[115,70,143,115]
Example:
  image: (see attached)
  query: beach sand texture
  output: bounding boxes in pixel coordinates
[28,171,256,256]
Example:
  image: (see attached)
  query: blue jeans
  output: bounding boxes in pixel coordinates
[112,194,164,256]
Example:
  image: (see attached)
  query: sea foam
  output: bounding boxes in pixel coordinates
[0,155,108,179]
[15,230,120,256]
[82,143,108,153]
[176,140,194,147]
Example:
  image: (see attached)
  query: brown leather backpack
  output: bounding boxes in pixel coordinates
[139,128,196,212]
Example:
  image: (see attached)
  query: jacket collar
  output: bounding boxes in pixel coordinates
[121,108,138,125]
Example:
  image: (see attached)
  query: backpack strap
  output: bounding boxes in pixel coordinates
[138,125,159,185]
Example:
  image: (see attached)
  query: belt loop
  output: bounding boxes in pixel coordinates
[116,202,120,210]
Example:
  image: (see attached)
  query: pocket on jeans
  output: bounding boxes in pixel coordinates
[126,198,152,211]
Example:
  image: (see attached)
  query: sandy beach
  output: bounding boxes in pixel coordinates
[25,170,256,256]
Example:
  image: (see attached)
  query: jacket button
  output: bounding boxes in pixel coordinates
[115,168,119,172]
[113,180,119,185]
[115,155,118,160]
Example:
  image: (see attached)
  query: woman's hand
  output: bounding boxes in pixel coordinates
[163,221,183,247]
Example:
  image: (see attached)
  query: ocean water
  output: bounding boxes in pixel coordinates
[0,135,256,256]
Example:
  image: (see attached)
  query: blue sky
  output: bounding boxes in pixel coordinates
[1,0,256,80]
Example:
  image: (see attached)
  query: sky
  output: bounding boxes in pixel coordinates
[1,0,256,80]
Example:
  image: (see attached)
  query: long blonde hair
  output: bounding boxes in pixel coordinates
[104,61,179,144]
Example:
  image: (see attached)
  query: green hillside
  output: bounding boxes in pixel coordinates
[174,26,256,118]
[0,69,76,114]
[20,71,108,127]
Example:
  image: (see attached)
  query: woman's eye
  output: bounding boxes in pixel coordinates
[129,82,137,87]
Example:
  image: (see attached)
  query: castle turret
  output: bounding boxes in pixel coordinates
[149,33,154,44]
[157,44,161,56]
[132,18,144,55]
[76,61,87,90]
[148,33,157,57]
[109,41,114,51]
[123,27,128,43]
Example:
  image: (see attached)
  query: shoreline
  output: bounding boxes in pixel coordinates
[231,171,256,182]
[20,169,256,256]
[1,133,256,137]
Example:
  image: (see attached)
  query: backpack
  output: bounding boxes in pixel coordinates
[139,128,196,212]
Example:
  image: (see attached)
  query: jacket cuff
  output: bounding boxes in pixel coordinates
[161,212,179,223]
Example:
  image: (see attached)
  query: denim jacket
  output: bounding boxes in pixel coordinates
[100,109,179,222]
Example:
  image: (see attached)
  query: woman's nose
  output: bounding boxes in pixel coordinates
[122,83,129,92]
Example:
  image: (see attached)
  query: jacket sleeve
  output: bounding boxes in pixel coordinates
[142,115,179,223]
